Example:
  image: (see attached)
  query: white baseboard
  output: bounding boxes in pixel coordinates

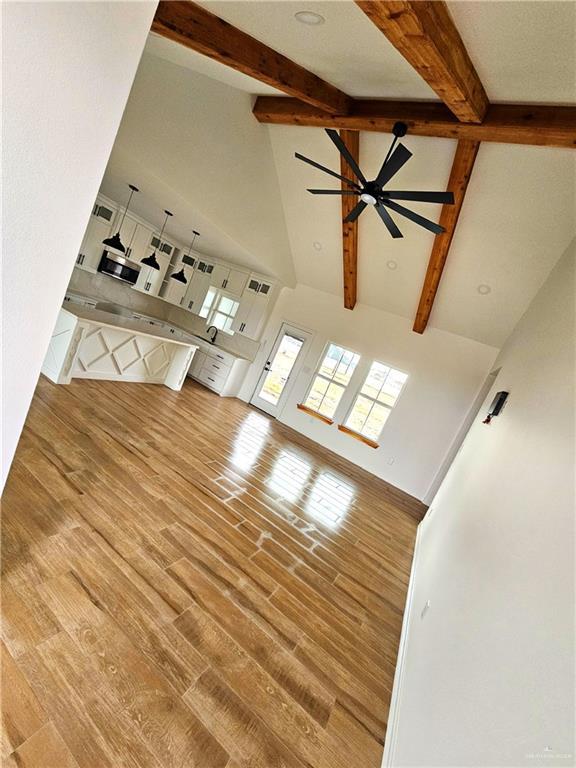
[382,521,424,766]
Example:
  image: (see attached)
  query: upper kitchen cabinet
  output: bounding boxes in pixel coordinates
[231,273,276,340]
[75,196,118,272]
[246,275,274,298]
[160,249,195,306]
[182,263,212,314]
[125,221,154,263]
[134,249,171,297]
[221,267,249,296]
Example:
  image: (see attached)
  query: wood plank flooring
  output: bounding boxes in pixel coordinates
[1,376,423,768]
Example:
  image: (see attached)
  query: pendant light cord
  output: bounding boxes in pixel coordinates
[185,230,200,258]
[117,184,138,231]
[155,210,173,248]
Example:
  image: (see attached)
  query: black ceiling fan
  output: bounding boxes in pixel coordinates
[295,122,454,238]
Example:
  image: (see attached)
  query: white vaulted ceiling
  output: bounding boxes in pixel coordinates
[102,0,576,347]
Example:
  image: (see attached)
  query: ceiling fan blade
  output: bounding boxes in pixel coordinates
[375,204,403,238]
[383,190,455,204]
[325,129,367,185]
[295,152,362,190]
[382,199,445,235]
[344,200,368,223]
[375,143,413,189]
[307,189,360,195]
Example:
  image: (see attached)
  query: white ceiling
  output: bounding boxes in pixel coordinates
[102,1,576,347]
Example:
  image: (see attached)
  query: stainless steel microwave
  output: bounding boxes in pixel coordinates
[97,251,141,285]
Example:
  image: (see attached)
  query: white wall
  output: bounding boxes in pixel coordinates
[1,1,157,491]
[102,52,296,286]
[239,284,499,501]
[385,239,575,766]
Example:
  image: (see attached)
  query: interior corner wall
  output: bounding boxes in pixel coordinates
[238,284,499,501]
[385,238,575,766]
[1,1,158,492]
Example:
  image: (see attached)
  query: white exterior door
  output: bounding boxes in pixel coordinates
[250,324,311,417]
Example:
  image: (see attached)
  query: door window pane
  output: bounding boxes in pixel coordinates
[257,333,304,406]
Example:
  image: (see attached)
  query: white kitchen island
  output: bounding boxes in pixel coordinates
[42,305,197,391]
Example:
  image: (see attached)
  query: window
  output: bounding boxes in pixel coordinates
[200,288,239,334]
[343,362,407,444]
[302,343,360,421]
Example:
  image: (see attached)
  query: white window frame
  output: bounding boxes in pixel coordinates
[342,360,408,444]
[201,289,240,334]
[301,342,361,421]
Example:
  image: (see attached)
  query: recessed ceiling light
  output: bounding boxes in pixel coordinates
[387,260,398,270]
[313,241,323,251]
[477,284,491,295]
[294,10,325,25]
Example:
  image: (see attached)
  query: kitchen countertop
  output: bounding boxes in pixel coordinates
[64,292,254,360]
[62,304,197,348]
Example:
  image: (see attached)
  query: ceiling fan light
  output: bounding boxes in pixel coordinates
[102,231,126,253]
[360,192,377,205]
[171,268,187,283]
[141,251,160,270]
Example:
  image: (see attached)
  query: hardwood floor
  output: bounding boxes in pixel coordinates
[1,376,423,768]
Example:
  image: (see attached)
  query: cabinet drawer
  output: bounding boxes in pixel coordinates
[204,356,231,376]
[197,366,227,392]
[207,349,234,367]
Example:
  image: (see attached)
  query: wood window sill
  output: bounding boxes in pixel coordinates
[297,403,334,425]
[337,424,379,448]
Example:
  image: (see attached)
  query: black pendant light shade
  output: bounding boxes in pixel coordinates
[170,268,187,284]
[143,209,173,270]
[102,183,139,253]
[141,251,161,270]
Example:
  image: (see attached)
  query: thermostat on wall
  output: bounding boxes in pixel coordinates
[483,391,509,424]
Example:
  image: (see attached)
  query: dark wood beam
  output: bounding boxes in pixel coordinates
[356,1,488,124]
[152,1,351,115]
[413,139,480,334]
[339,130,360,310]
[253,98,576,148]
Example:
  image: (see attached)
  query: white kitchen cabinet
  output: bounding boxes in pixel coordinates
[161,273,190,306]
[222,267,249,296]
[231,292,268,339]
[245,274,274,297]
[183,270,212,314]
[210,264,229,291]
[150,234,176,260]
[134,251,170,297]
[75,199,118,272]
[125,222,154,264]
[185,338,249,397]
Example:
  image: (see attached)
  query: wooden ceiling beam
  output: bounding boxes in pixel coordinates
[413,139,480,334]
[253,98,576,148]
[356,1,488,124]
[151,1,351,115]
[339,130,360,310]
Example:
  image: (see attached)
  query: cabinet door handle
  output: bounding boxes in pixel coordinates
[188,301,194,309]
[208,376,215,383]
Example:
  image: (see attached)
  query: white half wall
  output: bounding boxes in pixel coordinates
[1,1,158,491]
[385,238,575,766]
[239,284,499,501]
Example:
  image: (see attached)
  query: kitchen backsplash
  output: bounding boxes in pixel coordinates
[68,269,261,360]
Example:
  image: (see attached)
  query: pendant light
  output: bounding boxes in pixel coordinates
[171,230,200,283]
[142,209,173,270]
[102,183,139,253]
